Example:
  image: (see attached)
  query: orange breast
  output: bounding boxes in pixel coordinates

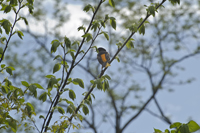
[101,54,107,62]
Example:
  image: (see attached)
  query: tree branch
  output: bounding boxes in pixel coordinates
[144,108,171,125]
[121,90,156,131]
[0,1,23,63]
[42,0,104,132]
[153,97,172,124]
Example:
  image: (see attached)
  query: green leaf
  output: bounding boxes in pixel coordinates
[126,38,134,49]
[103,80,109,92]
[170,122,182,129]
[29,84,37,93]
[1,64,6,68]
[96,79,102,90]
[7,118,17,132]
[26,102,35,117]
[169,0,180,5]
[79,50,85,54]
[72,41,80,46]
[86,33,93,42]
[4,5,11,13]
[39,92,47,102]
[104,74,111,80]
[171,130,176,133]
[82,104,89,115]
[1,19,12,34]
[20,17,28,25]
[21,81,29,87]
[187,120,200,132]
[165,129,170,133]
[154,128,162,133]
[0,37,7,44]
[16,30,24,39]
[83,4,94,12]
[1,86,8,93]
[82,33,93,42]
[102,31,109,40]
[39,115,45,119]
[10,0,18,6]
[7,66,15,70]
[76,114,83,122]
[69,89,76,101]
[53,63,61,73]
[34,83,44,89]
[57,107,65,114]
[48,77,57,89]
[90,80,96,88]
[147,5,156,17]
[105,14,109,22]
[67,104,76,114]
[27,4,34,14]
[110,17,116,30]
[100,20,106,28]
[61,60,69,72]
[180,124,190,133]
[54,55,63,60]
[51,40,60,53]
[77,25,86,32]
[115,56,120,62]
[64,36,71,49]
[27,0,34,5]
[45,75,55,78]
[91,20,100,32]
[70,51,75,61]
[72,78,84,88]
[116,41,123,49]
[91,46,97,53]
[128,23,138,32]
[86,95,92,104]
[109,0,115,8]
[91,93,95,99]
[4,79,12,87]
[139,24,145,35]
[6,67,12,75]
[0,47,3,58]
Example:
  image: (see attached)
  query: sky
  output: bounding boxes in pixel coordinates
[1,0,200,133]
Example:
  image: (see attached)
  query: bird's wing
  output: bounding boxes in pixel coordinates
[97,53,104,64]
[105,52,110,62]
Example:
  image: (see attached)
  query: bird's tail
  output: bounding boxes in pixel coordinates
[105,62,111,68]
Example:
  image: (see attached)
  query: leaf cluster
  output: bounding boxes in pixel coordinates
[154,120,200,133]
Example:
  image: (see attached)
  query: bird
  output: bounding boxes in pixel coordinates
[97,47,111,69]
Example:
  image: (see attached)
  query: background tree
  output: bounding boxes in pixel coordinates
[78,0,200,133]
[0,0,200,133]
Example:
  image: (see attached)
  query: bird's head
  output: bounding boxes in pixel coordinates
[97,47,106,53]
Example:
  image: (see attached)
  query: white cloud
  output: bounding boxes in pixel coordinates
[62,4,90,37]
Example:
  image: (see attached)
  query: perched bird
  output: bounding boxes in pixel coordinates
[97,47,111,69]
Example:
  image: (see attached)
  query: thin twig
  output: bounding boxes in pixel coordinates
[31,119,40,133]
[153,97,172,124]
[145,108,171,125]
[0,0,23,63]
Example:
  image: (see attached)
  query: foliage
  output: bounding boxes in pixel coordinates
[0,0,200,133]
[154,120,200,133]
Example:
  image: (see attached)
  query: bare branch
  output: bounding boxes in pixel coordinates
[153,97,172,124]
